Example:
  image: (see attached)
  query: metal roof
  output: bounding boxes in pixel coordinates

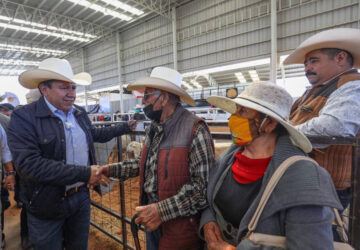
[0,0,181,75]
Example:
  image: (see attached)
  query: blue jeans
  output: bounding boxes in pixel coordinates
[27,190,90,250]
[333,188,351,242]
[146,230,161,250]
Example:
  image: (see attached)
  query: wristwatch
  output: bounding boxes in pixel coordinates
[5,171,16,177]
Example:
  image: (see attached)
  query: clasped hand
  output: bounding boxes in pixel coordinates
[135,204,162,232]
[87,165,110,189]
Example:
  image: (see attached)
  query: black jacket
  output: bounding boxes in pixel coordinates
[7,97,131,216]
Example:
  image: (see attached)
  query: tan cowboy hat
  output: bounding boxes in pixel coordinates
[127,67,195,106]
[207,81,312,153]
[19,58,92,89]
[284,28,360,68]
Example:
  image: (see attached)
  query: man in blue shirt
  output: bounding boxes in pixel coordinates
[7,58,135,250]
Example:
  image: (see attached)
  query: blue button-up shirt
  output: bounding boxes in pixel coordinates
[44,97,89,189]
[0,124,12,163]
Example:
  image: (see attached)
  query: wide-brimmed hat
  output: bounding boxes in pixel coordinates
[127,67,195,106]
[19,58,92,89]
[284,28,360,68]
[207,81,312,153]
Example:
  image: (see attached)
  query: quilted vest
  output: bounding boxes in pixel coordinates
[290,69,360,189]
[139,106,208,250]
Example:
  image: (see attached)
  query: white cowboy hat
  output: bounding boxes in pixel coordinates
[19,58,92,89]
[284,28,360,68]
[127,67,195,106]
[207,81,312,153]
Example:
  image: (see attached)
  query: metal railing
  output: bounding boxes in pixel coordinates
[91,121,360,250]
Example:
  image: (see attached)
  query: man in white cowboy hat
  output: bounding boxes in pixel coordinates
[7,58,136,250]
[284,28,360,226]
[97,67,215,250]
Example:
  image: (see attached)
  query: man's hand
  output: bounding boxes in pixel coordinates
[204,222,233,250]
[96,166,111,186]
[127,120,137,131]
[2,175,15,191]
[87,165,102,189]
[96,165,110,177]
[135,204,162,232]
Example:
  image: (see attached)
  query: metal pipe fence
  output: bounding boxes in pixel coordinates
[90,121,360,249]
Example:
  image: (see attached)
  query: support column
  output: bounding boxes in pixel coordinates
[116,32,124,113]
[270,0,277,83]
[81,48,88,112]
[172,7,178,70]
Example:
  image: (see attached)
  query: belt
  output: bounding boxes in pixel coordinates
[65,184,88,197]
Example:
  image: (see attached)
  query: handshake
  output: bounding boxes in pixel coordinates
[87,165,110,189]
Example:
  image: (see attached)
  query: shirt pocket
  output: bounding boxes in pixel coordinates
[38,135,57,159]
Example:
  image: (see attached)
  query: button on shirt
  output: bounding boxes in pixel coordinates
[0,124,12,163]
[44,97,89,190]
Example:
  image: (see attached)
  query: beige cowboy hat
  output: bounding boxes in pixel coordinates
[284,28,360,68]
[19,58,92,89]
[207,81,312,153]
[127,67,195,106]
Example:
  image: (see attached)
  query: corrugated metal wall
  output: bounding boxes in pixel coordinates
[67,0,359,92]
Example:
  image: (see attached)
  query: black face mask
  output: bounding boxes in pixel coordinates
[143,94,162,123]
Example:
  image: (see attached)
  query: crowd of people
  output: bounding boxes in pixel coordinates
[0,27,358,250]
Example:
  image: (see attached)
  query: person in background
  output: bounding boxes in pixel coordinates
[98,67,215,250]
[0,104,14,117]
[7,58,136,250]
[133,104,146,121]
[284,28,360,240]
[0,106,16,249]
[0,123,16,249]
[200,82,342,250]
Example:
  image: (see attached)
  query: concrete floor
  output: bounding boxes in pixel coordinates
[3,192,22,250]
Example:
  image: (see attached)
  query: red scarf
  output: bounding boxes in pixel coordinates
[231,151,272,184]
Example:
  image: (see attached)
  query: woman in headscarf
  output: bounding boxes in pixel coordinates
[199,81,342,250]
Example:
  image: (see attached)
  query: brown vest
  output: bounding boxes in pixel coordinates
[290,70,360,189]
[139,106,210,250]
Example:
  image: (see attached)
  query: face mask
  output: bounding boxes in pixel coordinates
[228,115,267,146]
[143,94,162,123]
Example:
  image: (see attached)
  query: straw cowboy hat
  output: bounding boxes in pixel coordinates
[127,67,195,106]
[19,58,92,89]
[207,81,312,153]
[284,28,360,68]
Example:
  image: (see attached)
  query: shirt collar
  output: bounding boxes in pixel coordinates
[43,96,75,116]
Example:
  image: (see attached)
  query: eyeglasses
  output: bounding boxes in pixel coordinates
[143,91,161,101]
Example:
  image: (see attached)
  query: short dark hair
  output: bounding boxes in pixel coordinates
[0,103,14,111]
[39,80,56,88]
[320,48,354,67]
[38,80,56,95]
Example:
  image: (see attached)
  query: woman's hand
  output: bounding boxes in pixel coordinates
[204,222,235,250]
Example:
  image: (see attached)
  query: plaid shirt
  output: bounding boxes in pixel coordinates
[109,118,214,223]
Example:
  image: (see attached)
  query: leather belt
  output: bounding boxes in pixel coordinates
[65,184,88,197]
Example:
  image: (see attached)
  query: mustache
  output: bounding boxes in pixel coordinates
[306,71,316,77]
